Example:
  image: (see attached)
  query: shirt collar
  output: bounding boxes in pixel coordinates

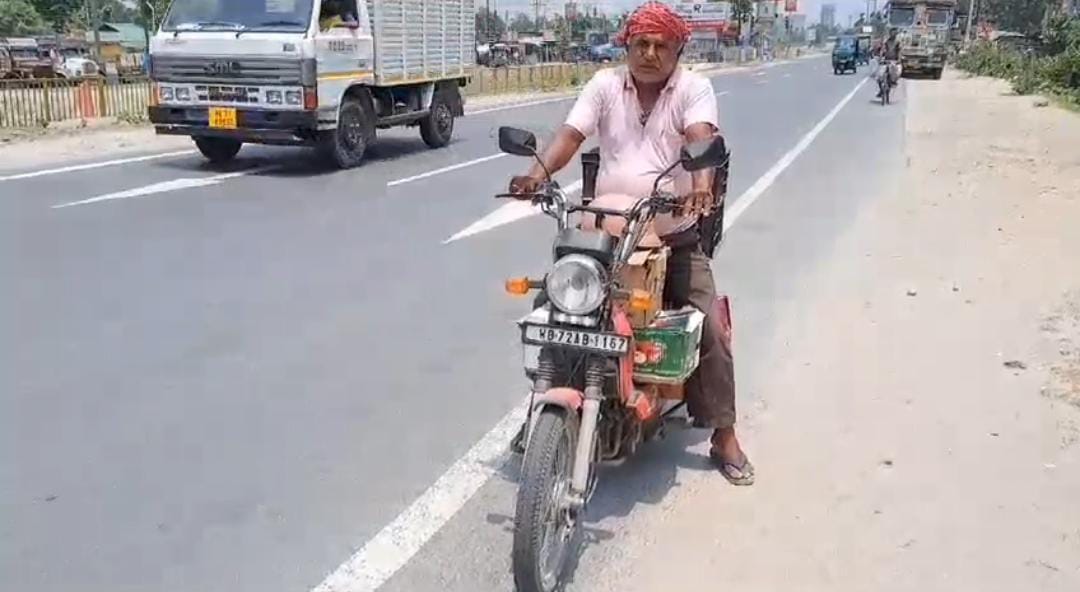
[621,65,683,93]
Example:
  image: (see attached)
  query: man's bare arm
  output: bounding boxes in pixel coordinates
[510,125,586,193]
[685,122,718,215]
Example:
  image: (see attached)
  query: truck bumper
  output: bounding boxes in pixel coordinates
[148,106,320,145]
[901,55,946,72]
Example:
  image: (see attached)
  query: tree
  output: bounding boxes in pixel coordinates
[509,13,535,34]
[0,0,48,36]
[980,0,1054,35]
[29,0,81,32]
[476,7,506,43]
[731,0,754,43]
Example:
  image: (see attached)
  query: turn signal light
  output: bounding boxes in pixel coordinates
[303,87,318,110]
[505,277,531,296]
[629,289,653,312]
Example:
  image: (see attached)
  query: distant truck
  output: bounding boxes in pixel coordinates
[886,0,956,79]
[148,0,474,168]
[0,38,56,79]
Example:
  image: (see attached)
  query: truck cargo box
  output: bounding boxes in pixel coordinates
[365,0,475,85]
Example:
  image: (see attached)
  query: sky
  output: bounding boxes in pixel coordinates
[487,0,873,25]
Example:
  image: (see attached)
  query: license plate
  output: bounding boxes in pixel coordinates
[523,325,629,354]
[209,107,237,129]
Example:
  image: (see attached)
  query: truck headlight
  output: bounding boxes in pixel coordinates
[175,87,191,101]
[546,254,606,316]
[266,90,283,104]
[285,90,302,105]
[159,86,174,101]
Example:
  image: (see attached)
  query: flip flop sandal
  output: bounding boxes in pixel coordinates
[710,449,756,486]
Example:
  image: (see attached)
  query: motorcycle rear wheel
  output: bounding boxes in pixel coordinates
[513,407,578,592]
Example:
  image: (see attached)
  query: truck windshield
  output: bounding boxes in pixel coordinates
[889,8,916,26]
[927,9,950,25]
[162,0,313,32]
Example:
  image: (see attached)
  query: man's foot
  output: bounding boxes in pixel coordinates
[709,428,755,486]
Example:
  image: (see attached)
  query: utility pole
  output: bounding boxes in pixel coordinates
[85,0,103,62]
[964,0,976,46]
[532,0,545,29]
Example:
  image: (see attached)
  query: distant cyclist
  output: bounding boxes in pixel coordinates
[876,28,901,98]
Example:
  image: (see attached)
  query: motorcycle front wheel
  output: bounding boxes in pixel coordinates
[513,407,578,592]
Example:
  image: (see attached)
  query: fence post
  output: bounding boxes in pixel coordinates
[43,79,53,124]
[97,76,107,118]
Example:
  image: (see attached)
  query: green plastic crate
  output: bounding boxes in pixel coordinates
[632,307,705,384]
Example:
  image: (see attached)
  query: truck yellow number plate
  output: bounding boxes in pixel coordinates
[209,107,237,129]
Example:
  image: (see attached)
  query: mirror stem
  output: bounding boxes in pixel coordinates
[531,150,553,182]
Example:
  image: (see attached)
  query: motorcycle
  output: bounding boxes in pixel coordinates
[878,59,900,106]
[494,126,729,592]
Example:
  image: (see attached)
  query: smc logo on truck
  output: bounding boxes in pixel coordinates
[204,61,241,75]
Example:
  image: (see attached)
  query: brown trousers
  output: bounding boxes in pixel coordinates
[662,243,737,429]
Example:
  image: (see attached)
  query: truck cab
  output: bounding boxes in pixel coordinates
[887,0,955,79]
[148,0,472,168]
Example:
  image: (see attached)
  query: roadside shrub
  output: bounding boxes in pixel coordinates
[955,20,1080,107]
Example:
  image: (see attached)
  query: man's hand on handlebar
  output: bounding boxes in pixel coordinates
[683,189,714,218]
[508,175,543,198]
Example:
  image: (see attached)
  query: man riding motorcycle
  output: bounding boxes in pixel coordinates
[508,2,754,485]
[876,28,902,98]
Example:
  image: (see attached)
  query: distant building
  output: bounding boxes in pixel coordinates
[86,23,148,73]
[87,23,148,56]
[821,3,837,29]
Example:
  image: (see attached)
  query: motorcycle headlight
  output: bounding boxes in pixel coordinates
[545,254,606,316]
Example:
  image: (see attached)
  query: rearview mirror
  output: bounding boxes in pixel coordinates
[680,136,727,172]
[498,126,538,157]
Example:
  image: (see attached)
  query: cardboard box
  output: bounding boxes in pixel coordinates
[618,247,668,328]
[632,307,705,385]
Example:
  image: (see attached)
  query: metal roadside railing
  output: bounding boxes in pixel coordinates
[0,76,152,128]
[462,63,607,96]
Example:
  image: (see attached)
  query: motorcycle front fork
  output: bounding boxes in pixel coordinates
[569,359,605,507]
[516,353,605,509]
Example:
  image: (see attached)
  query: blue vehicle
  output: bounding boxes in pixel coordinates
[832,35,858,75]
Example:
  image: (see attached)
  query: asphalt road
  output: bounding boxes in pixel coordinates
[1,55,905,592]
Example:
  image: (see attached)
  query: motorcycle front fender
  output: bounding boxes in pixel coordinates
[534,387,584,412]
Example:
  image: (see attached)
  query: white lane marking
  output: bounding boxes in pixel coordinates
[312,398,530,592]
[0,150,196,183]
[716,90,730,97]
[724,77,868,230]
[468,94,578,116]
[386,153,507,187]
[443,180,583,244]
[51,170,253,209]
[310,76,867,592]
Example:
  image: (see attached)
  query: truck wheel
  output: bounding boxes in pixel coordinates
[320,95,374,169]
[194,138,242,164]
[932,67,944,80]
[420,93,455,149]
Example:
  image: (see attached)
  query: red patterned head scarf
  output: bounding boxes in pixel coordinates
[615,2,692,47]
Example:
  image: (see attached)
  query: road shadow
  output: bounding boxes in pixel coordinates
[482,413,713,589]
[153,136,461,178]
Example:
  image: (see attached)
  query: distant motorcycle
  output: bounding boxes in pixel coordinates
[879,59,900,105]
[494,126,729,592]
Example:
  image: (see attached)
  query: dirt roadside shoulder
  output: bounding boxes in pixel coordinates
[589,71,1080,591]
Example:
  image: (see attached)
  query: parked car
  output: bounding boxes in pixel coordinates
[57,57,98,78]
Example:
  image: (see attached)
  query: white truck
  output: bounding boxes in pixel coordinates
[148,0,474,167]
